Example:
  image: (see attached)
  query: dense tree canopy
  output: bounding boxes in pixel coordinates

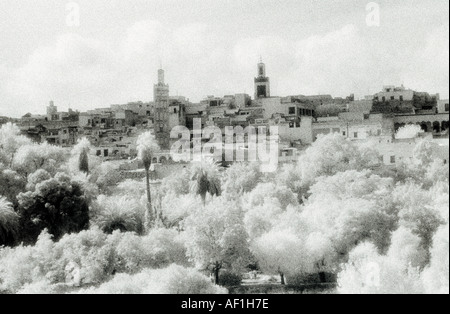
[0,129,448,294]
[17,173,90,243]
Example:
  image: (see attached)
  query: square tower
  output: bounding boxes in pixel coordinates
[254,61,270,99]
[154,69,170,149]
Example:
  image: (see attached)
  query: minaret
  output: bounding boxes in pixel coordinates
[154,69,169,102]
[47,101,58,121]
[254,59,270,99]
[154,68,170,149]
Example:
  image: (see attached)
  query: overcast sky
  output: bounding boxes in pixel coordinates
[0,0,448,117]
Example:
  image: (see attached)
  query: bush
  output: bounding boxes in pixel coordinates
[75,265,228,294]
[0,231,56,293]
[114,228,188,273]
[0,227,190,293]
[337,242,424,294]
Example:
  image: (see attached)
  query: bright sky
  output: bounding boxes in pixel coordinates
[0,0,448,117]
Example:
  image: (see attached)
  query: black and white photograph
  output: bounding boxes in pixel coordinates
[0,0,449,298]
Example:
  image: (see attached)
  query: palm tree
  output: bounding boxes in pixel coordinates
[137,132,160,231]
[190,158,222,206]
[92,195,140,234]
[0,196,19,245]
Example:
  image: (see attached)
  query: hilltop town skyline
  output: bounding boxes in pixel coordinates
[3,63,449,119]
[0,0,449,118]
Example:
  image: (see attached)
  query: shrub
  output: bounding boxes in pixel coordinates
[75,265,228,294]
[0,231,56,293]
[337,242,424,294]
[114,228,188,273]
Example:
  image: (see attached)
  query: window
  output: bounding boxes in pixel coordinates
[343,131,346,136]
[382,96,386,102]
[364,114,370,120]
[289,107,296,115]
[296,121,300,128]
[400,96,404,101]
[96,150,101,156]
[147,111,151,116]
[390,156,396,164]
[391,96,395,101]
[354,132,358,138]
[289,122,294,128]
[257,85,267,97]
[445,103,449,112]
[174,108,177,114]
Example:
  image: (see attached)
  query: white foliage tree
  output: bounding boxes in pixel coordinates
[183,197,250,285]
[251,230,306,285]
[0,123,31,167]
[297,133,380,192]
[12,143,67,177]
[337,242,424,294]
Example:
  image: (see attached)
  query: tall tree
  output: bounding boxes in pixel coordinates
[136,132,160,231]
